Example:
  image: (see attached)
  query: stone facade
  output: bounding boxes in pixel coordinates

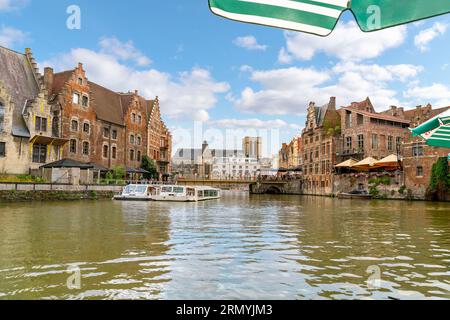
[0,47,64,175]
[301,97,341,195]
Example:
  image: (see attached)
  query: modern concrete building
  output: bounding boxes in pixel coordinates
[211,155,260,180]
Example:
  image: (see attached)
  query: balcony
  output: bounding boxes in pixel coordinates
[336,149,365,157]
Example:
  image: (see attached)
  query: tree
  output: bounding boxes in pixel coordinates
[141,156,158,179]
[426,157,449,201]
[112,166,125,180]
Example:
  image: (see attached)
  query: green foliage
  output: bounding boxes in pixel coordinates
[141,156,158,179]
[112,166,125,180]
[426,157,449,201]
[369,176,392,199]
[398,185,407,195]
[0,174,46,183]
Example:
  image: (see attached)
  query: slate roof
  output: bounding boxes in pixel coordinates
[0,46,39,138]
[89,81,125,126]
[40,158,94,169]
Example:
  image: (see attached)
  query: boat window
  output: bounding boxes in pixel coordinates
[162,186,173,193]
[124,185,137,193]
[173,187,185,194]
[135,186,147,194]
[198,190,204,198]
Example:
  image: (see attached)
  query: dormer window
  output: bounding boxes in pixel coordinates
[72,92,80,104]
[82,96,89,107]
[78,78,83,85]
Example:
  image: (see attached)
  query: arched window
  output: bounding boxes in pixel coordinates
[0,101,5,131]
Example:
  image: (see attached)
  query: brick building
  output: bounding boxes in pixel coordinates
[147,98,172,176]
[338,98,411,162]
[301,97,341,195]
[400,105,450,198]
[44,61,171,175]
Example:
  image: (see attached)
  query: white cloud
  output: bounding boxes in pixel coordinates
[279,21,407,62]
[414,22,448,52]
[209,118,301,130]
[233,35,267,51]
[0,0,29,11]
[404,83,450,106]
[43,38,229,121]
[99,37,151,66]
[231,62,423,115]
[0,26,27,48]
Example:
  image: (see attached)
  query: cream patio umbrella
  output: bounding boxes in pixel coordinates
[335,158,358,168]
[352,157,378,171]
[373,154,401,170]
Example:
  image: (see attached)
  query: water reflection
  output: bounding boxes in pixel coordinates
[0,193,449,300]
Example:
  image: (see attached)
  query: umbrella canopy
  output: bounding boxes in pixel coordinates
[335,158,358,168]
[209,0,450,36]
[352,157,378,171]
[411,109,450,148]
[374,155,400,168]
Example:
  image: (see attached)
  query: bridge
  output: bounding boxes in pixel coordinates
[176,178,254,189]
[249,180,303,195]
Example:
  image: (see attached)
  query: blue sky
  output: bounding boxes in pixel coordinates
[1,0,450,156]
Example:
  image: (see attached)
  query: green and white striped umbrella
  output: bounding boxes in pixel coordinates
[209,0,450,36]
[411,109,450,149]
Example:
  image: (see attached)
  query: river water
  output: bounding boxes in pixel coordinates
[0,192,449,300]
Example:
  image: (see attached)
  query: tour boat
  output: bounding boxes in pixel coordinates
[113,184,160,201]
[150,185,221,202]
[114,184,221,202]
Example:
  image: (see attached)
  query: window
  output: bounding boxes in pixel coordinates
[346,111,352,128]
[112,129,117,140]
[35,116,47,132]
[32,144,47,163]
[357,114,364,125]
[388,136,394,151]
[138,115,142,124]
[132,113,136,123]
[357,134,364,151]
[103,127,110,138]
[137,136,142,146]
[130,134,135,145]
[0,142,5,157]
[82,142,89,155]
[346,137,352,150]
[416,166,424,177]
[130,149,135,161]
[137,151,141,162]
[71,119,78,131]
[0,102,5,131]
[70,139,77,153]
[103,145,109,158]
[83,122,90,134]
[371,134,378,149]
[72,92,80,104]
[112,146,117,159]
[82,96,89,107]
[413,144,424,157]
[77,78,83,85]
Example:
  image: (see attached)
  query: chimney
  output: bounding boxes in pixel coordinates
[44,67,54,95]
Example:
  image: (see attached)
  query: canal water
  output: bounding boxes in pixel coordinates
[0,192,449,300]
